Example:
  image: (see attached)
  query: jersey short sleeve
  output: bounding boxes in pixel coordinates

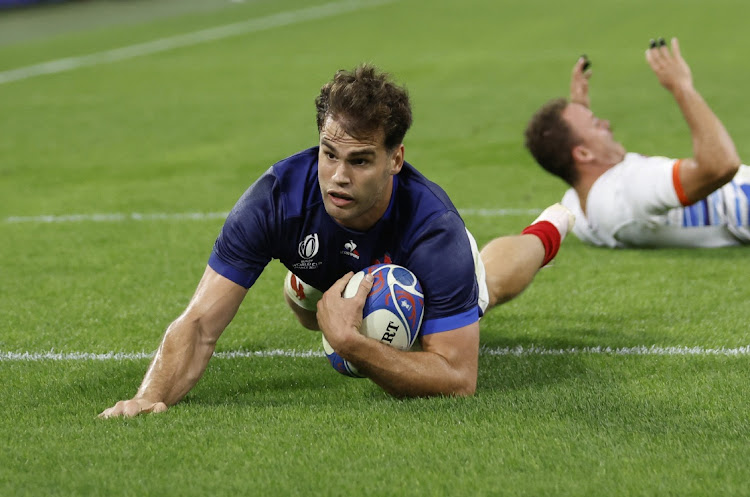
[581,153,682,246]
[208,168,278,288]
[617,154,683,218]
[402,211,479,335]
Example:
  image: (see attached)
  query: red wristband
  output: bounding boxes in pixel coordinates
[521,221,561,267]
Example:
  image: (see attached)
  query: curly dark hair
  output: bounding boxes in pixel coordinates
[315,64,413,151]
[524,98,580,185]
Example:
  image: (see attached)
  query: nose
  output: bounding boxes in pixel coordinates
[331,162,350,185]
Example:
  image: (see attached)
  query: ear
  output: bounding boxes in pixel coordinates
[389,144,405,175]
[571,144,593,164]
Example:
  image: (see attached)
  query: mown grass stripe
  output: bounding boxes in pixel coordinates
[3,208,541,224]
[0,0,395,85]
[4,212,231,223]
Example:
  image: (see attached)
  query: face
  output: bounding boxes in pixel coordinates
[562,103,626,167]
[318,116,404,231]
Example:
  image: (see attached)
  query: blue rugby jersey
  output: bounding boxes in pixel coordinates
[209,147,479,335]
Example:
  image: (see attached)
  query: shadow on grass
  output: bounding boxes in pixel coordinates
[78,355,382,412]
[74,348,591,411]
[61,328,718,414]
[477,334,600,393]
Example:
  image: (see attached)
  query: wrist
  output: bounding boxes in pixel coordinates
[326,325,366,356]
[134,395,159,405]
[670,81,696,99]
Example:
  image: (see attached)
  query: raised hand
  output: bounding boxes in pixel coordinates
[570,55,592,108]
[645,37,693,94]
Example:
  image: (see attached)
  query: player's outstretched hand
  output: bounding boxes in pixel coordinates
[645,37,693,93]
[317,271,373,351]
[99,398,168,419]
[570,55,592,108]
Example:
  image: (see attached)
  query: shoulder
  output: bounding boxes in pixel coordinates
[387,163,472,261]
[398,162,454,202]
[233,147,320,219]
[268,147,319,190]
[589,153,674,198]
[394,162,461,226]
[585,153,682,245]
[269,146,318,174]
[596,153,677,185]
[592,153,678,207]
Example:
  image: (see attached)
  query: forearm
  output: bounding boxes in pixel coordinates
[337,333,478,398]
[570,56,591,107]
[673,85,740,175]
[647,39,740,196]
[100,267,245,418]
[135,317,217,406]
[317,272,479,398]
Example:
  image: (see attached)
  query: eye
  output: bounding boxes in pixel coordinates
[325,152,336,160]
[351,158,368,166]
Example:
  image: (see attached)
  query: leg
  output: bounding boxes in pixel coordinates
[480,204,575,311]
[480,234,545,309]
[283,271,323,330]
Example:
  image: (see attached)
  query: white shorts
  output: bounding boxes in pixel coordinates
[284,271,323,312]
[465,228,490,316]
[284,227,489,316]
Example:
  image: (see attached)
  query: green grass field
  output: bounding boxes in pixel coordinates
[2,0,750,495]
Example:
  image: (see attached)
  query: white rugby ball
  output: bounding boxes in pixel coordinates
[322,264,424,377]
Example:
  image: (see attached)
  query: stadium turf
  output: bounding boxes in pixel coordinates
[1,0,749,495]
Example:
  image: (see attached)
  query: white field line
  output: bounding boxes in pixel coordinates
[3,211,231,224]
[3,208,541,224]
[0,0,395,85]
[3,345,750,362]
[461,208,541,217]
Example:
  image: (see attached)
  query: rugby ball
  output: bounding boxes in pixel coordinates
[322,264,424,377]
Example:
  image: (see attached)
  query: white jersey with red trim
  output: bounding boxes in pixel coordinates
[561,153,750,248]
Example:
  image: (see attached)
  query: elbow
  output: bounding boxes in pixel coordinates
[712,149,741,184]
[439,362,478,397]
[434,372,476,398]
[694,154,740,192]
[711,158,740,188]
[721,155,741,183]
[712,149,741,183]
[454,375,477,397]
[453,384,476,397]
[386,374,476,399]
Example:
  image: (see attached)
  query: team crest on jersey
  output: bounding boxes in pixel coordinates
[341,240,360,259]
[294,233,322,270]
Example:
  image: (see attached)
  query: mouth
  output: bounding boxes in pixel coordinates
[327,190,354,208]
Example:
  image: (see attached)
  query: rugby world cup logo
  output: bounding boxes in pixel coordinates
[298,233,319,259]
